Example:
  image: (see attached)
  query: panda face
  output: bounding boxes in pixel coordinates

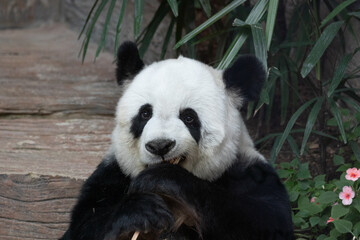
[111,42,266,180]
[113,57,238,179]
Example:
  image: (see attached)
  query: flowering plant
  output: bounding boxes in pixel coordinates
[277,158,360,240]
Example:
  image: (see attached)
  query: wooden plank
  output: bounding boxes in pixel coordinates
[0,118,113,179]
[0,0,62,29]
[0,24,122,239]
[0,174,83,240]
[0,24,120,116]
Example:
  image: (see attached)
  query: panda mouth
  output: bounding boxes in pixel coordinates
[167,155,186,165]
[146,155,186,168]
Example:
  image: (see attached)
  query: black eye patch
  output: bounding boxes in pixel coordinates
[130,104,152,138]
[179,108,201,143]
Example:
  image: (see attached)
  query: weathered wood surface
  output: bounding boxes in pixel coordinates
[0,118,113,179]
[0,0,62,29]
[0,24,120,116]
[0,174,83,239]
[0,24,119,239]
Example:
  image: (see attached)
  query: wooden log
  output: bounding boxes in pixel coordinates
[0,117,113,179]
[0,174,83,240]
[0,24,120,117]
[0,23,118,239]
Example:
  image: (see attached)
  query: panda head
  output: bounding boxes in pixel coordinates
[111,41,266,180]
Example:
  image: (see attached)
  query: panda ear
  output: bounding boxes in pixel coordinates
[223,55,266,101]
[116,41,144,85]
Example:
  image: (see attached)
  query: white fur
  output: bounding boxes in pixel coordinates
[111,56,264,180]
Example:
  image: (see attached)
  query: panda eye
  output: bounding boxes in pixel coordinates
[140,110,152,120]
[180,108,199,127]
[184,115,194,123]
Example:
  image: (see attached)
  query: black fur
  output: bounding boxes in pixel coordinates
[223,55,266,101]
[61,155,294,240]
[179,108,201,143]
[116,41,144,85]
[60,155,131,240]
[130,104,153,139]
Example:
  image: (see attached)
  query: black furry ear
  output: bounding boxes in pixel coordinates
[116,41,144,85]
[223,55,266,101]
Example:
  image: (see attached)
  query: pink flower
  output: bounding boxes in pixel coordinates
[327,217,334,224]
[310,197,316,203]
[339,186,355,205]
[345,168,360,181]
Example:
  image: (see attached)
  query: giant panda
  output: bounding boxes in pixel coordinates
[61,41,294,240]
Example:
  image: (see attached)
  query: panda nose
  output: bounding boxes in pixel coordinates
[145,139,176,156]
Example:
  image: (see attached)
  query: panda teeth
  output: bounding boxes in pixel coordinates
[168,156,185,165]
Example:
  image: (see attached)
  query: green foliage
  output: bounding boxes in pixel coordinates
[277,159,360,239]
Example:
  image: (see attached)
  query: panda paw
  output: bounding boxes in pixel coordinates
[129,163,196,198]
[105,192,174,240]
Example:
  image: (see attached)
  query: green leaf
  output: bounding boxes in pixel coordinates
[280,60,289,124]
[270,136,281,164]
[138,1,169,58]
[183,0,196,59]
[327,117,338,127]
[167,0,178,17]
[320,0,356,28]
[114,0,128,55]
[245,0,268,25]
[233,18,248,27]
[81,0,110,63]
[336,163,352,172]
[310,130,338,140]
[333,219,353,234]
[174,0,246,49]
[331,204,349,218]
[134,0,144,39]
[310,216,321,227]
[324,237,337,240]
[354,221,360,236]
[198,0,211,17]
[265,0,278,50]
[96,0,117,58]
[329,98,347,143]
[297,162,312,179]
[329,229,341,239]
[251,23,267,72]
[349,141,360,162]
[300,97,324,155]
[161,18,175,60]
[287,136,300,158]
[292,215,306,227]
[353,198,360,213]
[333,155,345,166]
[327,53,353,97]
[339,96,360,113]
[314,174,326,188]
[217,0,268,69]
[275,98,317,156]
[318,191,338,204]
[78,0,100,39]
[217,32,249,70]
[246,101,255,120]
[298,195,322,216]
[301,21,344,78]
[259,88,270,105]
[298,181,310,190]
[316,235,327,240]
[289,191,299,202]
[277,169,293,179]
[348,11,360,19]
